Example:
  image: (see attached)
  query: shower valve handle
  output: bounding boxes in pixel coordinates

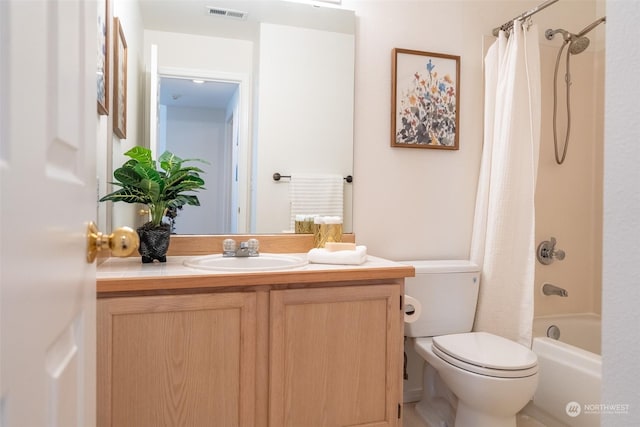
[537,237,565,265]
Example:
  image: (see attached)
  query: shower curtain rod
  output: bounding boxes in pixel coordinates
[492,0,559,37]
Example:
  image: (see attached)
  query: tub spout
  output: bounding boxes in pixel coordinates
[542,283,568,297]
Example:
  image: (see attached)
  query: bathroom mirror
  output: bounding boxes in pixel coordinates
[121,0,355,234]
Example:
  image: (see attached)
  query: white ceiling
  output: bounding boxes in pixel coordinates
[159,77,238,109]
[139,0,354,41]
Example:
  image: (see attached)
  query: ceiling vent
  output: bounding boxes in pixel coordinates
[205,6,248,20]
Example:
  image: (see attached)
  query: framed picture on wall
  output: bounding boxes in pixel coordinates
[113,17,127,139]
[391,48,460,150]
[97,0,109,115]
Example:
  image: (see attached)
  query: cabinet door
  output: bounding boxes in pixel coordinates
[98,292,257,427]
[270,284,402,427]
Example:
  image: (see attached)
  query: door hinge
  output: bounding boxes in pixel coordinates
[400,294,403,311]
[398,403,402,419]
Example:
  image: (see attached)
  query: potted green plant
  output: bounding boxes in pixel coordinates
[100,146,207,263]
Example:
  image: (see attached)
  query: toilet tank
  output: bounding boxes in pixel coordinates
[401,260,480,337]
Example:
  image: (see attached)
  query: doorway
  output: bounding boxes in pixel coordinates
[156,75,246,234]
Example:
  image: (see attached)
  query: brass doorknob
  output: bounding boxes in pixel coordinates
[86,221,139,263]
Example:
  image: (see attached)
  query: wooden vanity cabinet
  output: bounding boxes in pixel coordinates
[270,284,402,427]
[97,292,258,427]
[97,281,403,427]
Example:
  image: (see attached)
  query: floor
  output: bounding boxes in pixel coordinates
[402,403,548,427]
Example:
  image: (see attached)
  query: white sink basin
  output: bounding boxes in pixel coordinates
[183,253,308,272]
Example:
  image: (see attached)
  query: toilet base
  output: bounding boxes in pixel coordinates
[412,337,537,427]
[455,401,516,427]
[415,396,454,427]
[414,363,456,427]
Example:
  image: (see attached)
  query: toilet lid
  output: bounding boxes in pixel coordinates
[433,332,537,372]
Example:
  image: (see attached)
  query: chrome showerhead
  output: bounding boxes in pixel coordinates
[545,28,590,55]
[568,16,606,55]
[568,36,590,55]
[546,17,605,55]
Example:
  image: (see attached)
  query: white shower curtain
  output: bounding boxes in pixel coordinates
[470,22,541,347]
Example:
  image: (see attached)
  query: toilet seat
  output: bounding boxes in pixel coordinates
[432,332,538,378]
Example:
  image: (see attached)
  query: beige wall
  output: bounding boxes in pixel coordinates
[255,23,355,233]
[534,46,604,316]
[343,1,603,316]
[97,0,144,232]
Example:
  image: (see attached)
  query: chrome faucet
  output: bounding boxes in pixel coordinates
[222,238,259,257]
[542,283,568,297]
[235,241,252,257]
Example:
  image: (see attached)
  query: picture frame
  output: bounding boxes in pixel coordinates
[113,17,128,139]
[391,48,460,150]
[97,0,109,115]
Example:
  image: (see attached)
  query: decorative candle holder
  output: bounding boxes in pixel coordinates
[295,216,315,234]
[314,222,343,248]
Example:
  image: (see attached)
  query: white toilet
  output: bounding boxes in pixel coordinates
[403,260,538,427]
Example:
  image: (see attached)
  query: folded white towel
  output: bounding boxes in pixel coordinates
[308,245,367,265]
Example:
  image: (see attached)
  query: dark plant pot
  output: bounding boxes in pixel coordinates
[136,223,171,263]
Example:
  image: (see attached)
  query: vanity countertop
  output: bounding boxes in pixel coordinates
[97,254,415,296]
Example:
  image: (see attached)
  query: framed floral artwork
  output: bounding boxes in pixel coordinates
[391,48,460,150]
[113,17,127,139]
[97,0,109,115]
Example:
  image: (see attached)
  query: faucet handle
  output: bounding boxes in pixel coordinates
[223,238,237,256]
[247,238,259,249]
[247,238,259,256]
[537,237,566,265]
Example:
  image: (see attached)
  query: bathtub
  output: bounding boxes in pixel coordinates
[523,313,602,427]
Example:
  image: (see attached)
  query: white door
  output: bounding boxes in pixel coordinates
[1,1,97,426]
